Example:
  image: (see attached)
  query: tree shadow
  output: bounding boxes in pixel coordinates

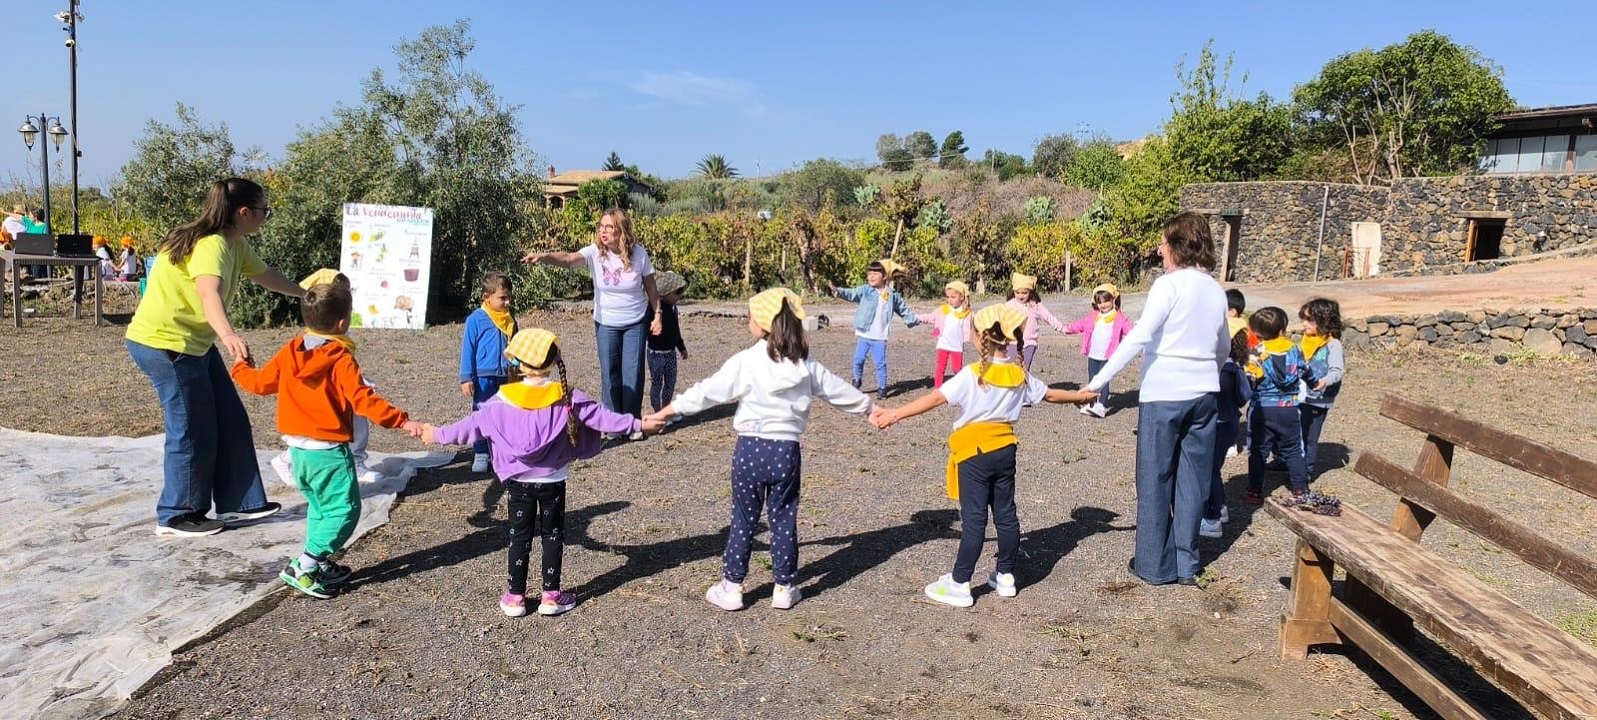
[798,508,960,597]
[1013,506,1131,591]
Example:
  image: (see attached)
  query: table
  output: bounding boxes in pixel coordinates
[2,251,102,327]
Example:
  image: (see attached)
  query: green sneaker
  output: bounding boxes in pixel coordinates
[279,561,335,599]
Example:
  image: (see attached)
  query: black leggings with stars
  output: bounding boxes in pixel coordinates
[723,436,802,586]
[505,480,566,595]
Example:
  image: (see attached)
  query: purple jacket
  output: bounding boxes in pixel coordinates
[1064,311,1135,358]
[432,388,640,481]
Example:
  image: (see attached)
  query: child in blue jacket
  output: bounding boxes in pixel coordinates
[1244,307,1316,504]
[832,259,919,399]
[460,272,518,472]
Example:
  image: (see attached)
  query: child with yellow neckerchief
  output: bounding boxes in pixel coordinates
[1062,283,1135,418]
[231,279,422,599]
[424,329,663,617]
[915,280,976,389]
[460,272,519,473]
[872,304,1095,607]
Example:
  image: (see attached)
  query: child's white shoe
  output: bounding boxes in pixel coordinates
[1078,405,1091,415]
[771,583,802,610]
[354,463,384,484]
[924,574,974,607]
[1199,518,1223,538]
[1220,505,1230,524]
[986,572,1018,598]
[270,452,296,488]
[1087,402,1108,418]
[471,453,490,473]
[705,579,744,611]
[1225,445,1240,459]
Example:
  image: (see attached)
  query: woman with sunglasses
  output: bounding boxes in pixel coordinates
[126,178,305,537]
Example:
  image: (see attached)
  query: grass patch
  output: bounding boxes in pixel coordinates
[1556,609,1597,647]
[792,625,848,642]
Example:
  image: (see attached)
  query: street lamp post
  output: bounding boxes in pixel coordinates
[59,1,83,233]
[17,115,69,231]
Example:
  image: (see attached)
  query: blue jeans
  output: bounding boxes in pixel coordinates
[1132,393,1218,583]
[1086,357,1110,406]
[1299,404,1330,479]
[595,321,646,417]
[852,337,888,390]
[1205,421,1240,521]
[1250,405,1308,495]
[471,376,506,455]
[126,340,268,525]
[953,444,1019,584]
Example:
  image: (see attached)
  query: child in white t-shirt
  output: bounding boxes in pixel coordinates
[915,280,975,389]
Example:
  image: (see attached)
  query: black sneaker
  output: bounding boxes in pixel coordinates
[155,514,225,537]
[318,560,354,586]
[217,501,283,524]
[877,389,889,401]
[852,377,862,390]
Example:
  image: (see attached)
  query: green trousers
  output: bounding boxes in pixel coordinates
[291,445,361,557]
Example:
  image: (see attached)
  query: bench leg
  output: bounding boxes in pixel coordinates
[1281,539,1340,660]
[1346,577,1415,645]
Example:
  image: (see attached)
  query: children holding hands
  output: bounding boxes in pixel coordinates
[1062,283,1134,418]
[915,280,976,389]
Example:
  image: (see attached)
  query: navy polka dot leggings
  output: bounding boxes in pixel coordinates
[723,436,802,586]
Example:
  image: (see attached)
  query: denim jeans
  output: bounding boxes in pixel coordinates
[1299,404,1330,478]
[471,376,505,455]
[1205,421,1240,521]
[852,337,888,391]
[952,444,1020,584]
[1132,393,1218,583]
[1086,357,1110,406]
[1249,405,1308,495]
[595,321,646,417]
[126,340,268,525]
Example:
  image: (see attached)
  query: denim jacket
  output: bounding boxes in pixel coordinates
[835,284,919,334]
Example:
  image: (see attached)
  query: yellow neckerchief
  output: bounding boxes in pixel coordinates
[304,330,357,352]
[1098,310,1118,324]
[968,360,1025,388]
[1247,337,1296,379]
[945,422,1017,500]
[940,304,971,319]
[1299,333,1328,361]
[498,379,565,410]
[877,289,890,301]
[481,303,515,338]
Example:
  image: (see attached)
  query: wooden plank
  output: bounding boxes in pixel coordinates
[1327,599,1491,720]
[1380,395,1597,502]
[1266,499,1597,720]
[1357,452,1597,600]
[1281,539,1340,660]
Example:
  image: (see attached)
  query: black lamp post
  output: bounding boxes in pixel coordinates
[58,2,83,233]
[18,115,69,231]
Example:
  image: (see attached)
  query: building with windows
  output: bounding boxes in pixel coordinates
[1480,104,1597,174]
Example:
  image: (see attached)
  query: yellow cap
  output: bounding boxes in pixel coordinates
[973,303,1028,342]
[876,258,905,276]
[505,328,558,368]
[299,268,343,290]
[749,287,805,332]
[1011,272,1037,292]
[944,280,969,297]
[120,235,135,248]
[1093,283,1120,299]
[92,235,106,248]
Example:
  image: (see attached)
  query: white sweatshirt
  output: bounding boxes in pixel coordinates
[1086,267,1230,403]
[673,340,873,442]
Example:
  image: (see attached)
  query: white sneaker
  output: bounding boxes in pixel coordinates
[1079,405,1091,415]
[1086,402,1108,418]
[705,579,744,611]
[270,452,296,488]
[1220,505,1230,524]
[924,574,974,607]
[629,431,645,441]
[1225,445,1240,459]
[771,583,802,610]
[471,453,490,473]
[355,463,384,484]
[986,572,1018,598]
[1199,518,1223,538]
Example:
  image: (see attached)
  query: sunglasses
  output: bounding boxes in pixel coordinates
[250,206,274,220]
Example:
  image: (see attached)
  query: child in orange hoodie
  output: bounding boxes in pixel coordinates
[232,280,421,599]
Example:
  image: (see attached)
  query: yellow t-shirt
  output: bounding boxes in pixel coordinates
[126,234,267,355]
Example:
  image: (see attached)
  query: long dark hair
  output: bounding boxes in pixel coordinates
[529,344,581,448]
[1300,297,1343,339]
[764,299,809,363]
[162,178,264,262]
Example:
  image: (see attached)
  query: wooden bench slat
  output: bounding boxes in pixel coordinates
[1355,452,1597,600]
[1326,599,1491,720]
[1266,499,1597,720]
[1380,395,1597,501]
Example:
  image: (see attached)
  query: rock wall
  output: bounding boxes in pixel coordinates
[1343,308,1597,357]
[1181,182,1389,283]
[1382,174,1597,268]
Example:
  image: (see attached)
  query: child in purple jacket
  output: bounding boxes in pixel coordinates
[423,328,663,618]
[1063,284,1135,418]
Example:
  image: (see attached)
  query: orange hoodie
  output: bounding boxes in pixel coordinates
[231,336,408,442]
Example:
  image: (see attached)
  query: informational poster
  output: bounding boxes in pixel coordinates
[339,203,433,329]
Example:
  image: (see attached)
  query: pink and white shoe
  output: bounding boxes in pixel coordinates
[538,590,576,616]
[499,592,527,617]
[705,579,744,611]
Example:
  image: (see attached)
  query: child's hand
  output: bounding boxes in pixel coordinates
[679,347,689,360]
[643,409,671,425]
[400,420,423,438]
[640,416,665,435]
[420,424,437,444]
[460,381,473,399]
[869,406,898,430]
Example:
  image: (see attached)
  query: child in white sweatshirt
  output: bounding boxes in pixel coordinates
[647,287,872,612]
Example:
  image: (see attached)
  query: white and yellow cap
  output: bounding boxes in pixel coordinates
[299,268,343,290]
[1093,283,1120,299]
[749,287,805,332]
[944,280,969,297]
[973,303,1028,342]
[875,258,905,276]
[1010,272,1037,292]
[505,328,558,368]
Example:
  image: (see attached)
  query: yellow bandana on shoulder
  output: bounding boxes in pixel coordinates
[482,304,516,338]
[1299,333,1328,361]
[497,382,565,410]
[304,330,357,352]
[968,362,1025,388]
[941,304,971,319]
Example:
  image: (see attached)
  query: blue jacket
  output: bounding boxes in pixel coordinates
[1250,340,1315,408]
[459,308,516,382]
[1217,360,1251,426]
[835,284,919,334]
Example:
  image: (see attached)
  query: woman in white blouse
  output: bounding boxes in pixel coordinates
[523,209,662,436]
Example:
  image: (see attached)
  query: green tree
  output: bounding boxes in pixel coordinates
[878,173,926,257]
[603,151,626,171]
[981,149,1030,181]
[781,158,865,212]
[938,131,969,169]
[876,133,912,172]
[1165,40,1295,182]
[576,178,629,212]
[695,154,740,179]
[1293,30,1513,184]
[114,103,252,238]
[1032,133,1079,178]
[1064,135,1126,190]
[905,131,938,160]
[1103,137,1194,253]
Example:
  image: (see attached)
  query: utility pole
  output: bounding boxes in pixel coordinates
[62,1,82,233]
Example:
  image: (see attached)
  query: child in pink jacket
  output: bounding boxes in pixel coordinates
[1063,284,1134,418]
[1004,272,1069,372]
[916,280,977,389]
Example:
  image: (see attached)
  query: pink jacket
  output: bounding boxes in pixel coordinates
[916,306,976,348]
[1065,310,1135,357]
[1006,298,1069,345]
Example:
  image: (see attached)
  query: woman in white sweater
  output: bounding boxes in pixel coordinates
[1084,212,1231,586]
[648,288,872,612]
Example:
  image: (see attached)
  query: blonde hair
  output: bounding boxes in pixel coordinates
[596,208,637,272]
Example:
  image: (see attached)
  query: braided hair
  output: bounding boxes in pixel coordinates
[527,344,581,448]
[975,321,1006,388]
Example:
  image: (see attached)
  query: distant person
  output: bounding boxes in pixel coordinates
[833,258,919,399]
[643,271,689,421]
[1297,298,1346,481]
[914,280,975,390]
[1244,306,1317,505]
[459,272,518,472]
[1004,272,1070,372]
[20,208,49,280]
[118,236,144,281]
[1062,283,1135,418]
[93,236,116,279]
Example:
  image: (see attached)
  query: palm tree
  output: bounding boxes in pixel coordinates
[695,154,739,179]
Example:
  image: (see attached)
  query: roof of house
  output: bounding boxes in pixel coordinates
[1494,103,1597,122]
[543,170,655,196]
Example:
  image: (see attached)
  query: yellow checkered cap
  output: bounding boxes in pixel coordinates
[749,287,805,332]
[299,268,343,290]
[973,303,1027,342]
[944,280,969,297]
[1010,272,1037,292]
[505,328,558,367]
[1093,283,1120,299]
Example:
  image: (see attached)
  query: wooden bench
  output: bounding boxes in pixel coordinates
[1266,395,1597,720]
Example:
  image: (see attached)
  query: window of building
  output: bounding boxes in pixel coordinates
[1485,138,1519,173]
[1576,135,1597,172]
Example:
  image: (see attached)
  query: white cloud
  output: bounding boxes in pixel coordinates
[628,71,766,117]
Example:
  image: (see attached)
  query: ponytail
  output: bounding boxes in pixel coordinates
[162,178,264,262]
[764,300,809,363]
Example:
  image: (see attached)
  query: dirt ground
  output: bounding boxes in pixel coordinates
[4,290,1596,720]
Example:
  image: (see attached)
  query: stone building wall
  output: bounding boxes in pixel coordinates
[1343,307,1597,357]
[1382,174,1597,268]
[1181,182,1389,282]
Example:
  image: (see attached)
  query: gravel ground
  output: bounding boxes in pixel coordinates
[4,292,1595,720]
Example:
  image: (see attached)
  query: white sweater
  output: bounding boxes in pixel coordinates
[1087,267,1230,403]
[673,340,873,442]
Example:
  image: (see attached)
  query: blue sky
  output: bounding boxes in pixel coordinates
[5,0,1595,188]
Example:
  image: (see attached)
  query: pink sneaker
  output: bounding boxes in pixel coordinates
[499,592,527,617]
[538,590,576,616]
[705,579,744,611]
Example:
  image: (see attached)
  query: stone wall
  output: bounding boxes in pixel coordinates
[1382,174,1597,269]
[1181,182,1390,282]
[1343,307,1597,357]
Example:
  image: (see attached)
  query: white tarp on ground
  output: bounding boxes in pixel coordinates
[0,429,451,720]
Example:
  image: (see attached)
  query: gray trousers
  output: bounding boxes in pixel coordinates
[1131,393,1218,583]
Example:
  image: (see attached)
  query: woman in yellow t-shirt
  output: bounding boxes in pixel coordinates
[125,178,306,537]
